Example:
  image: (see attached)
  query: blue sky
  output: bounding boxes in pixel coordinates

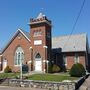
[0,0,90,49]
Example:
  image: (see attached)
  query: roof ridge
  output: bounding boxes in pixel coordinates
[52,33,87,38]
[19,28,29,34]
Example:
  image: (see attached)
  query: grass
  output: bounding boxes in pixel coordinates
[28,74,79,82]
[0,73,19,78]
[0,73,79,82]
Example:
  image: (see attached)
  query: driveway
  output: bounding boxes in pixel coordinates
[0,86,47,90]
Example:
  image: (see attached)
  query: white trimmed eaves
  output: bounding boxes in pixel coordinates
[1,29,30,53]
[18,29,31,42]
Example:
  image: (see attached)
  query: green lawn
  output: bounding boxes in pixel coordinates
[0,73,19,78]
[0,73,79,82]
[28,74,79,82]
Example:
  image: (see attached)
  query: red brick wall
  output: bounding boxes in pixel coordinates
[2,32,30,72]
[66,53,75,70]
[66,52,86,70]
[30,17,51,72]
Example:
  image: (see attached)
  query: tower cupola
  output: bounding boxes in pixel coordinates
[30,13,51,26]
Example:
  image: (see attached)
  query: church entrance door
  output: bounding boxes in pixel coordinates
[35,53,42,71]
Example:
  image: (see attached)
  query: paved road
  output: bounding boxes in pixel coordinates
[0,86,47,90]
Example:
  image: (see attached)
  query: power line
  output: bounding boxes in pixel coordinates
[63,0,86,49]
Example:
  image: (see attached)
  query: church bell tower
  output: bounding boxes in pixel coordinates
[29,13,52,72]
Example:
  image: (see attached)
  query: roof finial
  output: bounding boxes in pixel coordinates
[36,7,46,19]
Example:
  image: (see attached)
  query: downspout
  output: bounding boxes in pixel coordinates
[85,51,88,72]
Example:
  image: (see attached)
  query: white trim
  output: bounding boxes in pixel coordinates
[30,20,51,26]
[3,59,7,71]
[30,47,32,49]
[29,47,32,50]
[74,53,79,64]
[63,54,67,66]
[43,46,48,48]
[0,55,2,56]
[43,60,46,63]
[28,61,32,64]
[1,29,30,53]
[44,69,46,72]
[46,60,49,63]
[14,47,24,66]
[34,40,42,45]
[18,29,30,42]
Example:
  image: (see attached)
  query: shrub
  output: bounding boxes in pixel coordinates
[69,63,86,77]
[4,66,12,73]
[52,64,60,73]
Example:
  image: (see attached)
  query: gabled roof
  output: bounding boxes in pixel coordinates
[19,29,30,40]
[0,29,88,54]
[52,33,87,52]
[1,29,30,53]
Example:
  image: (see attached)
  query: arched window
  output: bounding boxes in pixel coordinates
[14,47,24,65]
[35,53,41,59]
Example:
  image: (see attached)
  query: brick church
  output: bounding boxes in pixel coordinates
[0,13,90,72]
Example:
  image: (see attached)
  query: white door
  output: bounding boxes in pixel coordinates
[3,59,7,71]
[35,59,42,71]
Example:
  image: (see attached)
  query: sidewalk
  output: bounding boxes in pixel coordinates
[0,86,47,90]
[79,76,90,90]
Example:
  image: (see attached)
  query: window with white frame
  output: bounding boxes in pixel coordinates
[14,47,24,65]
[75,53,79,63]
[33,30,42,37]
[63,54,67,66]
